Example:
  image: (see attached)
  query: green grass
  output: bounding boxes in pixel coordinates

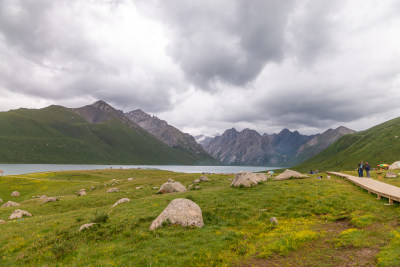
[1,169,400,266]
[296,116,400,172]
[0,106,218,165]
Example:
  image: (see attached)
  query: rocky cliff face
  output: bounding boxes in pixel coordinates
[194,134,215,147]
[203,128,286,165]
[296,126,356,158]
[125,109,211,157]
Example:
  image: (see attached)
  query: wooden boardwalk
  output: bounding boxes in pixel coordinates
[327,171,400,205]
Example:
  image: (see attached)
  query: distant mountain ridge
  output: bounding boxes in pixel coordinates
[125,109,212,158]
[0,101,218,165]
[201,126,355,166]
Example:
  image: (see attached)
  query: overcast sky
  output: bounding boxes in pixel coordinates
[1,0,400,136]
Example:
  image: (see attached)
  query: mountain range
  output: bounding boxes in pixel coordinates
[0,101,218,165]
[200,126,355,166]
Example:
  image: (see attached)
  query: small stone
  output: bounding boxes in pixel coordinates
[44,197,59,203]
[198,176,210,182]
[0,220,5,224]
[11,191,20,197]
[106,188,119,193]
[386,172,397,178]
[9,209,32,220]
[112,198,130,208]
[188,184,194,189]
[39,195,47,199]
[127,178,134,181]
[270,217,278,224]
[152,187,159,190]
[1,201,20,208]
[0,198,3,203]
[158,180,187,194]
[79,223,97,232]
[194,186,201,190]
[135,186,144,190]
[77,189,87,196]
[193,179,200,184]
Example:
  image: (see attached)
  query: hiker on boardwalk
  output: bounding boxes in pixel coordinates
[357,160,364,177]
[365,162,371,178]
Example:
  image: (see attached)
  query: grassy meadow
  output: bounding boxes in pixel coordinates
[1,168,400,266]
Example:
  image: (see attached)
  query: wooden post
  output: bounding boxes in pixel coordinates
[389,198,393,205]
[377,195,381,199]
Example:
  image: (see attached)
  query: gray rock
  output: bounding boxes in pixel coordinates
[152,187,159,190]
[270,217,278,224]
[158,180,187,194]
[106,188,119,193]
[150,198,204,230]
[112,198,130,208]
[44,197,59,203]
[77,189,87,196]
[79,223,97,232]
[39,195,47,199]
[255,173,270,182]
[11,191,20,197]
[231,171,261,187]
[127,178,134,181]
[9,209,32,220]
[388,161,400,170]
[194,186,201,190]
[199,176,210,182]
[386,172,397,178]
[193,179,200,184]
[274,169,308,180]
[1,201,20,208]
[135,186,144,190]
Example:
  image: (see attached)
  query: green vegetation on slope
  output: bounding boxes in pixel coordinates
[0,106,218,165]
[296,116,400,172]
[1,169,400,266]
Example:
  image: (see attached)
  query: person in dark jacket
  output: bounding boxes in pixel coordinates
[357,160,364,177]
[365,162,371,178]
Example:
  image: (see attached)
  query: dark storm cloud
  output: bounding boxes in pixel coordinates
[157,0,296,89]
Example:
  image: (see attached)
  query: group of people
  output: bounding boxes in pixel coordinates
[357,160,371,178]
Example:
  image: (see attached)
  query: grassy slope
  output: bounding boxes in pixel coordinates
[296,116,400,172]
[1,169,400,266]
[0,106,217,165]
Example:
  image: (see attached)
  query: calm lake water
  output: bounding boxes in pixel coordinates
[0,164,281,176]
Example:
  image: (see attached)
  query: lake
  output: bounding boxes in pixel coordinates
[0,164,282,176]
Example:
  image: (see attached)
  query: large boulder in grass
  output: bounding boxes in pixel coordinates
[150,198,204,230]
[79,223,96,232]
[386,172,397,178]
[256,173,270,182]
[1,201,20,208]
[9,209,32,220]
[389,161,400,170]
[274,169,309,181]
[43,197,59,203]
[11,191,20,197]
[112,198,130,208]
[231,171,262,187]
[158,179,187,194]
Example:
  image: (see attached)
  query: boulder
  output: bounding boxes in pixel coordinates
[79,223,97,232]
[1,201,20,208]
[0,220,5,224]
[193,179,200,184]
[389,161,400,170]
[106,188,119,193]
[194,186,201,190]
[150,198,204,230]
[199,176,210,182]
[112,198,130,208]
[274,169,308,180]
[158,180,187,194]
[44,197,59,203]
[386,172,397,178]
[231,171,261,187]
[77,189,87,196]
[11,191,20,197]
[9,209,32,220]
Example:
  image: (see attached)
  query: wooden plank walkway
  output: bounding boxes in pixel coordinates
[327,171,400,205]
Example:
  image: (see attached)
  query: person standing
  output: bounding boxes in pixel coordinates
[358,160,364,177]
[365,162,371,178]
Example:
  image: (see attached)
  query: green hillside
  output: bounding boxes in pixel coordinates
[296,117,400,172]
[0,105,218,165]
